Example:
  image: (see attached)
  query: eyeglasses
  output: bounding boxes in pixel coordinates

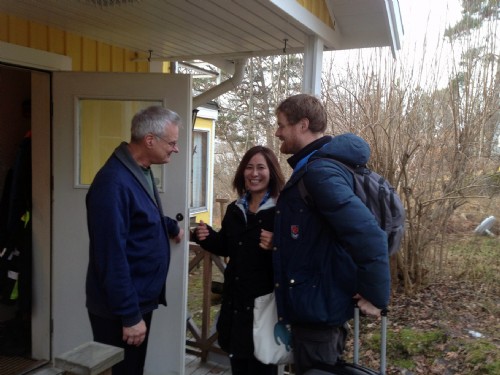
[155,134,178,148]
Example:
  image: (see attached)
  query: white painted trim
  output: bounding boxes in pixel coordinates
[196,107,218,120]
[208,122,215,226]
[302,36,323,96]
[268,0,341,48]
[0,41,72,71]
[385,0,404,57]
[148,60,163,73]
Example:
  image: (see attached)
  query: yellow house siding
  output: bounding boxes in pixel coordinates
[162,61,171,73]
[0,13,7,40]
[66,32,83,71]
[195,212,210,224]
[82,38,97,71]
[48,28,66,55]
[136,55,149,72]
[191,114,216,225]
[111,46,125,72]
[9,16,29,46]
[195,118,212,131]
[297,0,334,28]
[30,22,48,50]
[124,51,138,72]
[97,42,111,72]
[0,11,152,73]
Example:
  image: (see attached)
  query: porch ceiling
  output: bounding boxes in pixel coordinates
[0,0,402,67]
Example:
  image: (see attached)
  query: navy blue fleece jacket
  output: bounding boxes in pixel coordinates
[85,142,179,327]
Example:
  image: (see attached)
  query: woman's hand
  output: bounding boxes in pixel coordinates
[259,229,273,250]
[195,220,209,241]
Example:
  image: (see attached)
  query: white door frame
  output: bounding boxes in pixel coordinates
[1,44,193,375]
[51,72,191,375]
[1,43,70,361]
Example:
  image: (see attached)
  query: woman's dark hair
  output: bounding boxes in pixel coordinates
[232,146,285,198]
[275,93,327,133]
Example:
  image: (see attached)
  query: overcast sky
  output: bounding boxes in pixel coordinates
[399,0,462,54]
[398,0,463,86]
[323,0,465,88]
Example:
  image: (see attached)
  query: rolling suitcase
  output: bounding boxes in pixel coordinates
[303,307,388,375]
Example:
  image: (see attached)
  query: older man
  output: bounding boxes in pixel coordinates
[85,105,184,375]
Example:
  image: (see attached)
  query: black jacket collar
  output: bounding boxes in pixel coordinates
[287,135,332,169]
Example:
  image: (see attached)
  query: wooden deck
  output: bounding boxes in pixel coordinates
[185,354,292,375]
[185,353,231,375]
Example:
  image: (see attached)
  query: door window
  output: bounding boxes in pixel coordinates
[77,99,162,188]
[190,130,208,211]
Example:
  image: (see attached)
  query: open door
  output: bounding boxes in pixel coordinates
[51,72,191,375]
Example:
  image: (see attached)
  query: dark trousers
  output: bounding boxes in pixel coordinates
[229,356,278,375]
[291,324,347,375]
[88,311,153,375]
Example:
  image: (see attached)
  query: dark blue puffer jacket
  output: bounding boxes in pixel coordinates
[273,133,390,326]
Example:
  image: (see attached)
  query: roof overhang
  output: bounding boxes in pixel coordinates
[0,0,403,69]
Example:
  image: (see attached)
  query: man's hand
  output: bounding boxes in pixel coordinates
[172,228,184,244]
[353,294,382,317]
[123,319,147,346]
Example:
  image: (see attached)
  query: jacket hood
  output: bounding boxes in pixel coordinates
[235,196,276,222]
[315,133,371,167]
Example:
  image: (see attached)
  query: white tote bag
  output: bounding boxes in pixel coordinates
[253,292,294,364]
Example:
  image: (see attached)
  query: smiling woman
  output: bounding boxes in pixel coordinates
[192,145,285,375]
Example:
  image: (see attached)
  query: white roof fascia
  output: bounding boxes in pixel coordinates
[197,107,219,120]
[268,0,343,50]
[385,0,404,57]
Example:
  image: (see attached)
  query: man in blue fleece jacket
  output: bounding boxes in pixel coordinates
[272,94,390,375]
[85,105,184,375]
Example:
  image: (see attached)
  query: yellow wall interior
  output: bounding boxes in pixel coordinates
[191,117,214,224]
[0,12,152,72]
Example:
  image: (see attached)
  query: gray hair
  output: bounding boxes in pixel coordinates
[131,105,181,141]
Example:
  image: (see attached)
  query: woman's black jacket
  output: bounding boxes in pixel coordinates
[195,198,276,358]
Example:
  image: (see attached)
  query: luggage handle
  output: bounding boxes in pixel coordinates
[353,304,388,375]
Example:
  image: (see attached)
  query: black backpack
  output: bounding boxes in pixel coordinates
[298,158,405,256]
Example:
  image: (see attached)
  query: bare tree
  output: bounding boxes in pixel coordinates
[211,55,303,224]
[445,0,500,158]
[209,0,499,291]
[321,0,499,293]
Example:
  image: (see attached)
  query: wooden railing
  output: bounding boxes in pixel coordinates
[186,242,227,362]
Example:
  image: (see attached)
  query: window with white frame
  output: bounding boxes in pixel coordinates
[190,130,208,211]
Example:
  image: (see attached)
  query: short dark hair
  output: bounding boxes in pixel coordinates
[276,93,327,133]
[232,146,285,198]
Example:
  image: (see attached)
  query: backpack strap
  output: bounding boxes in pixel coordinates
[363,173,372,210]
[297,177,314,206]
[297,158,355,207]
[376,175,387,229]
[389,186,397,216]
